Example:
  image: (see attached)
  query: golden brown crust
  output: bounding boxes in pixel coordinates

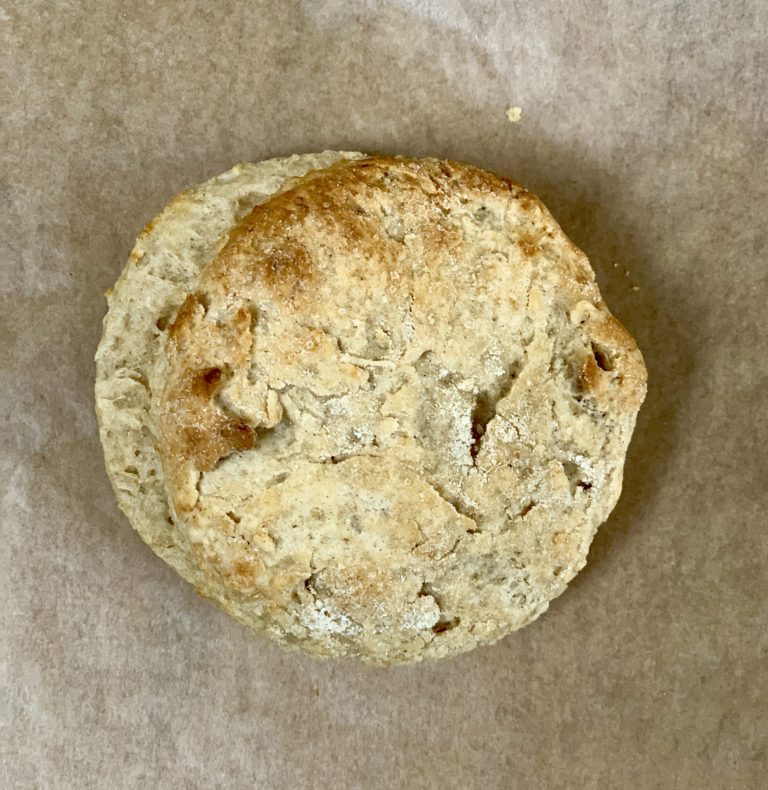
[157,156,541,504]
[100,152,646,664]
[158,294,256,511]
[205,155,523,299]
[158,156,645,502]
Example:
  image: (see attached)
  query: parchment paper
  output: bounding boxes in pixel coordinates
[2,1,767,787]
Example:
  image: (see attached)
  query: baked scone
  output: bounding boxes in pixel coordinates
[96,152,646,665]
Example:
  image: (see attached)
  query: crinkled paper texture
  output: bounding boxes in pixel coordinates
[2,1,766,787]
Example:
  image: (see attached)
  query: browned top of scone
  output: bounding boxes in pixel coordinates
[156,155,645,516]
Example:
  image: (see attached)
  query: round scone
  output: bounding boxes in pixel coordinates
[96,152,646,665]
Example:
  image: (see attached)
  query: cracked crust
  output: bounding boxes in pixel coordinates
[95,151,366,594]
[97,153,646,665]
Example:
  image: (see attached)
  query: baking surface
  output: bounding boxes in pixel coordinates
[2,1,766,787]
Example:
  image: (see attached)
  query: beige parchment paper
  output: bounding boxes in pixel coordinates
[2,1,767,787]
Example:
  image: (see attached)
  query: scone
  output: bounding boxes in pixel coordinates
[95,152,646,665]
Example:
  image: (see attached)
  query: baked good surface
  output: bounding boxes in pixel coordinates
[96,152,646,665]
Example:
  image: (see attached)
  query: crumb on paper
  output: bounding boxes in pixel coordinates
[632,286,640,291]
[506,106,523,123]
